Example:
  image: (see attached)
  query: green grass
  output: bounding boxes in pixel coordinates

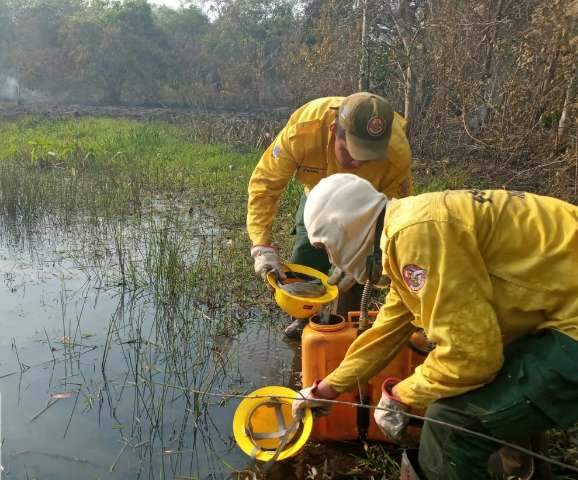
[0,118,254,207]
[0,116,301,226]
[414,166,475,194]
[0,117,304,317]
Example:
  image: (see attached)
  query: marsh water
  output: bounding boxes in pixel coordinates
[0,197,299,479]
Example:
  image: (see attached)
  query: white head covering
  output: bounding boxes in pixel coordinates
[304,174,387,284]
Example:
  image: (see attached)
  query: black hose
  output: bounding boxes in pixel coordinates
[358,279,372,334]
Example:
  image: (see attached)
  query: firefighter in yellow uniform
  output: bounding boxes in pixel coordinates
[247,93,412,338]
[293,173,578,479]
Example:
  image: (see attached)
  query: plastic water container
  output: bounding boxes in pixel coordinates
[301,311,429,442]
[301,313,359,441]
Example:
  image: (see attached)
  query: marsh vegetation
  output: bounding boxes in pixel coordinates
[0,118,302,478]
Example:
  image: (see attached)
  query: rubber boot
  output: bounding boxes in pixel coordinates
[532,433,554,480]
[487,433,553,480]
[283,318,308,339]
[487,446,534,480]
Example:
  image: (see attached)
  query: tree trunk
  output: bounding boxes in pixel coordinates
[404,64,414,127]
[394,0,415,131]
[483,0,506,78]
[558,72,577,147]
[358,0,369,91]
[477,0,507,128]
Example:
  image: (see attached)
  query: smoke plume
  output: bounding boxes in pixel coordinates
[0,75,46,102]
[0,75,20,100]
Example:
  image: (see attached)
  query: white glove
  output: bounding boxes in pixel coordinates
[292,380,331,418]
[328,267,357,292]
[250,245,286,281]
[373,378,409,443]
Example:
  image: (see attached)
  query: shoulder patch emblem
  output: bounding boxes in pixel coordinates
[367,116,385,136]
[403,264,427,292]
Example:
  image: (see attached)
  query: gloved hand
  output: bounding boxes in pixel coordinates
[250,245,286,281]
[292,380,331,418]
[327,267,357,292]
[374,377,409,443]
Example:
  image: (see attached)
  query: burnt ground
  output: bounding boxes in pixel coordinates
[0,100,291,124]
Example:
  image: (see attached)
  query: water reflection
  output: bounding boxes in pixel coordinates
[0,203,299,478]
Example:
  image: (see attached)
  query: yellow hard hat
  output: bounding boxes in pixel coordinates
[233,386,313,462]
[266,263,338,319]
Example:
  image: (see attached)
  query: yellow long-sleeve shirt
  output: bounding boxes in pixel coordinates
[327,189,578,409]
[247,97,412,246]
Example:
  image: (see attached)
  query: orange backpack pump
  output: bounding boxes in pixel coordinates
[301,311,428,442]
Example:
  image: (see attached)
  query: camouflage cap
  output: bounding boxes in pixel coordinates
[338,92,394,161]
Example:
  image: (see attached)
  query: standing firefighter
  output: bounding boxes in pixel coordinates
[293,173,578,480]
[247,93,412,338]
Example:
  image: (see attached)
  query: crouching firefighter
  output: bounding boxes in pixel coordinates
[292,173,578,480]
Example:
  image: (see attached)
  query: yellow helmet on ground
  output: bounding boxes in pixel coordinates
[233,386,313,462]
[266,263,338,319]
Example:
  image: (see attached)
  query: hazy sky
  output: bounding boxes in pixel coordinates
[149,0,187,9]
[149,1,216,19]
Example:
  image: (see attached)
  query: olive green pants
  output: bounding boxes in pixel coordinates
[290,194,364,317]
[419,330,578,480]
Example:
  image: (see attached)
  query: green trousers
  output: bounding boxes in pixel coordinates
[290,194,364,317]
[419,329,578,479]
